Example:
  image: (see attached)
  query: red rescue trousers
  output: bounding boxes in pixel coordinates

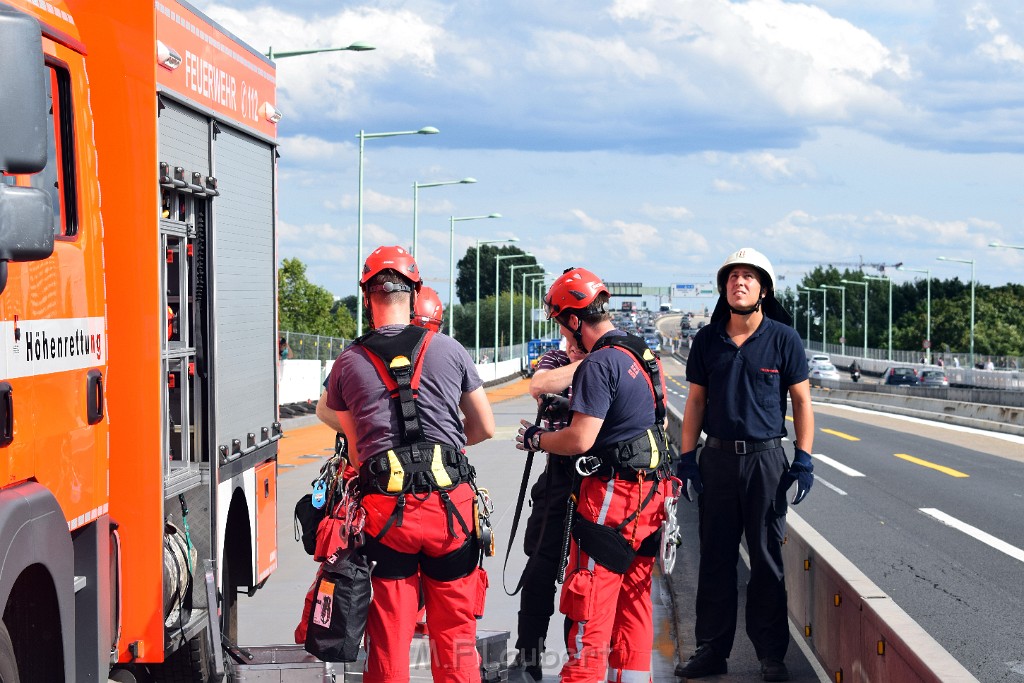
[360,483,483,683]
[559,475,668,683]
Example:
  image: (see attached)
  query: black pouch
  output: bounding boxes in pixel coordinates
[294,494,327,556]
[304,547,372,662]
[570,516,636,575]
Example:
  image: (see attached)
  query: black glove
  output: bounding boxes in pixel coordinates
[540,393,570,419]
[675,447,703,502]
[776,448,814,507]
[516,419,548,452]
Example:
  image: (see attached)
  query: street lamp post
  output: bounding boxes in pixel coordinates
[797,285,824,351]
[511,263,542,359]
[840,279,869,359]
[494,253,532,364]
[356,126,439,336]
[447,214,501,337]
[898,266,932,363]
[937,256,975,368]
[989,241,1024,250]
[524,273,546,353]
[530,277,547,340]
[865,275,892,360]
[476,238,518,362]
[266,42,376,59]
[412,177,476,257]
[823,285,846,356]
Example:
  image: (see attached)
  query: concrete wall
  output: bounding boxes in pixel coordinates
[278,357,521,406]
[784,513,978,682]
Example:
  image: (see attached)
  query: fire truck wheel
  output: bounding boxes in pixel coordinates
[0,621,19,682]
[150,636,209,683]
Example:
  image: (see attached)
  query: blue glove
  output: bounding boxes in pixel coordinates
[516,419,548,452]
[675,447,703,502]
[777,448,814,506]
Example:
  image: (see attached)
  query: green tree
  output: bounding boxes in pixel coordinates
[278,258,354,338]
[455,245,538,305]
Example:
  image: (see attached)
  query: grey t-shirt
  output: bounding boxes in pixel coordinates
[325,325,482,463]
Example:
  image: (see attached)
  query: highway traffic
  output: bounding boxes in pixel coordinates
[657,351,1024,682]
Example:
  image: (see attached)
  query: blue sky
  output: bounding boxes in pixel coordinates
[196,0,1024,304]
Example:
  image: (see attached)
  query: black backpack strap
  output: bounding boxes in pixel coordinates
[357,326,433,443]
[590,333,666,424]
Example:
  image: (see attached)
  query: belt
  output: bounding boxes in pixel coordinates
[705,436,782,455]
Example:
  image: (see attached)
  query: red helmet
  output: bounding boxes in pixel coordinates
[360,245,422,291]
[411,286,443,332]
[544,267,609,319]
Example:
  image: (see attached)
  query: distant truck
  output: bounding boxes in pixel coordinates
[526,338,561,376]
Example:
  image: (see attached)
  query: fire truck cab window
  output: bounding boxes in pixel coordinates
[27,64,78,238]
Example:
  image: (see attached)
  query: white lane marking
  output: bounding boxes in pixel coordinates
[812,453,866,477]
[813,401,1024,446]
[814,474,847,496]
[919,508,1024,563]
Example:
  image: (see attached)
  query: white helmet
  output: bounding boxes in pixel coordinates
[716,247,776,295]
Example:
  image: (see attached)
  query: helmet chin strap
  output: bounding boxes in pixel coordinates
[729,283,765,317]
[559,314,589,353]
[728,298,763,316]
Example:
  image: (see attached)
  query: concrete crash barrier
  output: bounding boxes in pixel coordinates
[809,386,1024,437]
[784,513,979,683]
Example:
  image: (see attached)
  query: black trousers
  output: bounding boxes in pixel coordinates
[515,456,574,658]
[694,443,790,661]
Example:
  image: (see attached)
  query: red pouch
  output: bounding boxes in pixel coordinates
[314,505,348,562]
[559,569,596,622]
[294,567,323,644]
[472,566,489,618]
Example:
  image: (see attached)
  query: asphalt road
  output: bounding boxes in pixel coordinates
[659,353,1024,682]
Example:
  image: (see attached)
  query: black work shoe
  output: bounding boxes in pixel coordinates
[508,650,542,682]
[760,658,790,682]
[675,645,727,679]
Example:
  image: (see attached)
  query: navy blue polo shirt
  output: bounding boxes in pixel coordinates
[570,330,657,450]
[686,317,807,441]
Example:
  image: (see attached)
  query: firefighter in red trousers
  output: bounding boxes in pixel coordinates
[317,245,495,683]
[516,267,673,683]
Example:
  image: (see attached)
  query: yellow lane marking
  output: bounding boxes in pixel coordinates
[666,376,687,390]
[785,415,793,422]
[894,453,969,478]
[821,428,860,442]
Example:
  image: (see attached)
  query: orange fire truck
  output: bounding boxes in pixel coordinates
[1,1,281,680]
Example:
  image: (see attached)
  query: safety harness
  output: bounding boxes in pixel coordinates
[354,326,474,543]
[563,333,671,576]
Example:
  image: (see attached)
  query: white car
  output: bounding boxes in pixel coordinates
[809,363,840,381]
[807,353,830,368]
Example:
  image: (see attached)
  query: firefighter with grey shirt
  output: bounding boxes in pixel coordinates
[675,248,814,682]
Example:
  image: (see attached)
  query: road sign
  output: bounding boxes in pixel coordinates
[673,283,715,297]
[923,339,931,349]
[839,336,846,344]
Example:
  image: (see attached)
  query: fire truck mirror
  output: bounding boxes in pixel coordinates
[0,183,55,292]
[0,5,48,174]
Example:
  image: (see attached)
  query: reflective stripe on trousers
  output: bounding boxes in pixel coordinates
[559,475,667,683]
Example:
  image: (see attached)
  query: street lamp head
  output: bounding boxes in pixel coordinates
[489,213,503,219]
[417,126,440,135]
[460,178,477,184]
[346,41,375,51]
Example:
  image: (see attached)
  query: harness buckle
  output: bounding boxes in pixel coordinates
[575,455,602,477]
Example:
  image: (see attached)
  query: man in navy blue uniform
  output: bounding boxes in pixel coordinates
[675,248,815,682]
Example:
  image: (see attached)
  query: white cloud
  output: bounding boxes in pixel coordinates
[641,203,694,221]
[568,210,663,261]
[966,3,1024,67]
[711,179,747,193]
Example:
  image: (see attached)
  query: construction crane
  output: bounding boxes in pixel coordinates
[777,258,903,274]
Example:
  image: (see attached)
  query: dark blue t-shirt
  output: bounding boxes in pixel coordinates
[686,317,807,441]
[570,330,658,450]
